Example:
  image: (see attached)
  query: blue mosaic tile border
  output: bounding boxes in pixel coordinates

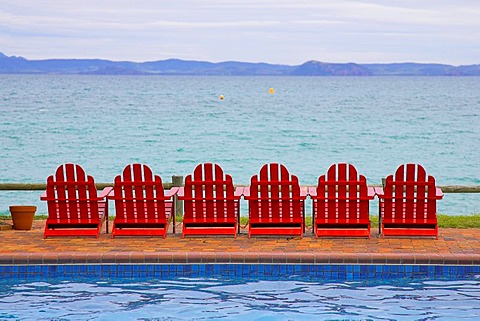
[1,264,479,280]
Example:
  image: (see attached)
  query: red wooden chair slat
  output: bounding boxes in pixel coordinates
[246,163,305,237]
[203,163,214,220]
[42,164,109,238]
[179,163,240,238]
[110,164,175,238]
[377,164,442,238]
[311,163,373,238]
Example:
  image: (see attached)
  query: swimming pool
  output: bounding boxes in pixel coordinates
[1,264,480,320]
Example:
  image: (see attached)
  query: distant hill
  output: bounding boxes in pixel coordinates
[363,63,460,76]
[291,61,372,76]
[1,52,479,76]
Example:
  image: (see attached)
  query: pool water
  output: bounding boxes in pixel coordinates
[1,276,480,320]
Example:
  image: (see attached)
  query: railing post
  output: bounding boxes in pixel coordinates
[172,175,184,216]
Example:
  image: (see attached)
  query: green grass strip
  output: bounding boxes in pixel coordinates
[2,213,480,229]
[437,214,480,228]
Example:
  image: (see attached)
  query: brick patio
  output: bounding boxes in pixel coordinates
[1,220,479,265]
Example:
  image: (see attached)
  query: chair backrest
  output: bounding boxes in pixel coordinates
[248,163,303,221]
[113,164,168,221]
[183,163,236,220]
[316,163,370,222]
[383,164,438,222]
[45,164,100,222]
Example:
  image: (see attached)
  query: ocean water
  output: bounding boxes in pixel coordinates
[0,75,479,215]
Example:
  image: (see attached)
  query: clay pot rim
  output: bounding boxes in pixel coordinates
[9,205,37,210]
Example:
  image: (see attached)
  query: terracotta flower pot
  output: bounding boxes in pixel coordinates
[9,205,37,230]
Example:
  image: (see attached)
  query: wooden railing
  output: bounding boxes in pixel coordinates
[1,179,479,216]
[0,176,185,215]
[1,181,479,193]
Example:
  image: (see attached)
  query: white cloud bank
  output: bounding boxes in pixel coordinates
[1,0,479,64]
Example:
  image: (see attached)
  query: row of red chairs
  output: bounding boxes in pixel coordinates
[41,163,443,239]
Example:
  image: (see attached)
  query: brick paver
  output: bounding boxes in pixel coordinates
[1,220,479,265]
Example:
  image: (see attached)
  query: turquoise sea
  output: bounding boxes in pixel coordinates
[0,75,479,215]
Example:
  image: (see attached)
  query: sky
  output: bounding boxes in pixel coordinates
[1,0,480,65]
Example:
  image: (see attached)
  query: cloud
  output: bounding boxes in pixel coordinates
[1,0,480,64]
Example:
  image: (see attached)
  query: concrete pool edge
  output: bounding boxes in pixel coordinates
[1,252,480,265]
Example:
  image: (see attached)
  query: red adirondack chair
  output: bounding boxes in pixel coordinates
[375,164,443,238]
[108,164,177,238]
[244,163,306,238]
[41,164,111,238]
[178,163,243,238]
[308,163,374,238]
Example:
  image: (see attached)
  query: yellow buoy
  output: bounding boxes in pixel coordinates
[269,87,275,94]
[219,95,224,100]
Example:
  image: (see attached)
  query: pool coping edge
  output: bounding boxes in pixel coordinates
[1,252,480,265]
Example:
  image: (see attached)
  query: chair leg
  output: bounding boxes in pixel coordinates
[303,202,306,234]
[172,200,176,234]
[237,202,241,234]
[105,205,109,234]
[378,203,381,236]
[312,201,315,234]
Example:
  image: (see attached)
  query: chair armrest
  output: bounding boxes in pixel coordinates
[107,190,115,200]
[234,187,244,197]
[374,186,384,197]
[300,186,308,197]
[166,187,179,198]
[436,187,444,199]
[40,190,47,201]
[242,187,251,198]
[99,187,113,199]
[307,186,317,197]
[367,186,376,199]
[176,187,185,199]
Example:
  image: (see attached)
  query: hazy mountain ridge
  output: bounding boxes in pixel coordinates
[1,52,479,75]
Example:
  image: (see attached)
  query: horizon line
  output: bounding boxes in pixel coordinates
[1,51,478,68]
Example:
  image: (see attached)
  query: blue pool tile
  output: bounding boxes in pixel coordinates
[1,263,480,280]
